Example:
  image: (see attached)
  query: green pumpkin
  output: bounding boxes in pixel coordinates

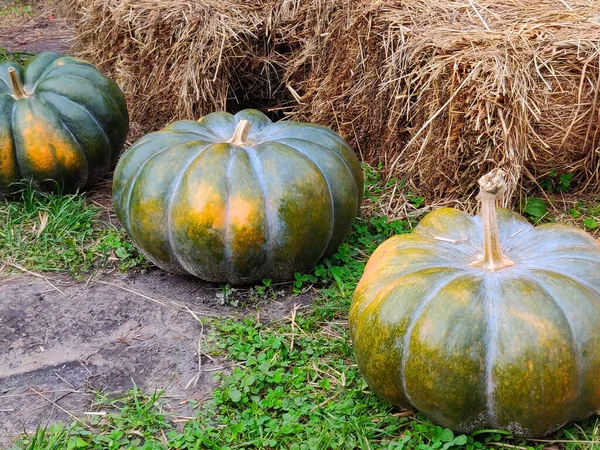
[112,109,363,284]
[349,170,600,437]
[0,52,129,194]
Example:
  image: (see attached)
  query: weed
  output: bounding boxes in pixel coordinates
[217,283,239,306]
[569,201,600,232]
[16,389,169,450]
[540,170,574,194]
[255,278,272,296]
[0,47,32,64]
[521,197,549,223]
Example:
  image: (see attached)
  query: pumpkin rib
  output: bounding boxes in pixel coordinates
[165,142,215,275]
[354,266,461,316]
[270,140,335,260]
[113,133,194,208]
[0,77,11,92]
[221,146,237,276]
[243,146,277,269]
[267,122,355,161]
[526,267,600,297]
[38,92,111,181]
[25,53,63,86]
[273,126,364,202]
[195,112,237,141]
[13,100,89,190]
[39,74,123,114]
[121,141,196,240]
[38,77,128,131]
[8,100,19,173]
[383,245,471,269]
[526,253,600,265]
[272,136,360,214]
[0,96,18,186]
[164,123,221,142]
[416,235,479,259]
[33,61,99,89]
[518,274,582,407]
[400,272,467,411]
[506,225,596,254]
[482,276,500,428]
[38,91,112,152]
[37,96,90,184]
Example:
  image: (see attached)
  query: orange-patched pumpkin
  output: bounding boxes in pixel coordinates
[350,169,600,437]
[0,52,128,194]
[112,109,363,284]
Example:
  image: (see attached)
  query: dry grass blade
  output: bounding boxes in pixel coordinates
[4,260,66,296]
[29,387,92,430]
[36,211,49,239]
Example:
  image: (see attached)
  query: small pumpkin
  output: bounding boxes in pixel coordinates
[0,52,129,194]
[349,169,600,437]
[112,109,363,284]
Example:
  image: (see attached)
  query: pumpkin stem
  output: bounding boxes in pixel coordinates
[227,119,252,146]
[469,168,515,271]
[7,68,28,100]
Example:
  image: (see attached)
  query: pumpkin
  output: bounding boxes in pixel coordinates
[112,109,363,284]
[349,169,600,437]
[0,52,129,194]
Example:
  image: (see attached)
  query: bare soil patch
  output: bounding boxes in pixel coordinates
[0,13,73,54]
[0,270,313,447]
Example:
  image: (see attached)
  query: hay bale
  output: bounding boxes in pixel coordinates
[64,0,600,208]
[277,0,600,206]
[67,0,286,134]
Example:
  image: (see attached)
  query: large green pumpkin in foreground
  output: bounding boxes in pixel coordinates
[113,109,363,284]
[350,169,600,437]
[0,52,129,194]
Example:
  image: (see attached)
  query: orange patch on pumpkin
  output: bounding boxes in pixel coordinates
[188,181,226,230]
[228,196,265,250]
[138,198,164,230]
[0,132,18,180]
[229,197,257,229]
[18,113,81,173]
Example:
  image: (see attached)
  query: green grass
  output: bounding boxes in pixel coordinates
[0,186,146,275]
[10,204,600,449]
[5,168,600,449]
[0,0,33,18]
[0,47,32,65]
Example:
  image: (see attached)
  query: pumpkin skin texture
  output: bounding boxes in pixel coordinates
[112,109,363,284]
[350,179,600,437]
[0,52,129,194]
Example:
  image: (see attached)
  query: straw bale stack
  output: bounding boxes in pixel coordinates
[68,0,287,133]
[66,0,600,207]
[276,0,600,205]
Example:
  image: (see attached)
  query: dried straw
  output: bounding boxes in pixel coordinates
[276,0,600,209]
[63,0,600,211]
[66,0,286,134]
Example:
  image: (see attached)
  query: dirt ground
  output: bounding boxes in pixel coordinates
[0,9,73,55]
[0,270,312,447]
